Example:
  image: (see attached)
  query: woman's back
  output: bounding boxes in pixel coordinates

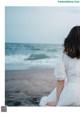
[63,53,80,83]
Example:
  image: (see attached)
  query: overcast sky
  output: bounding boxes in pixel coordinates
[5,7,80,44]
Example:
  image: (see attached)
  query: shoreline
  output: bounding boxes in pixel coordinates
[5,68,57,106]
[5,66,54,71]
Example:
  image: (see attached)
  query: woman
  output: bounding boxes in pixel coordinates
[39,26,80,106]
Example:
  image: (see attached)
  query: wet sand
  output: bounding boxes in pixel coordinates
[5,68,57,106]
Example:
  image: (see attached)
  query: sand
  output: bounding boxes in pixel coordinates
[5,68,57,106]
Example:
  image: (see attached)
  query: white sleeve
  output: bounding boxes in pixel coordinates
[54,58,66,80]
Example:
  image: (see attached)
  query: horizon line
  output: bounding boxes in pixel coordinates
[5,42,63,45]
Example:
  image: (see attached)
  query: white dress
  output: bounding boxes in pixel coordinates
[39,53,80,106]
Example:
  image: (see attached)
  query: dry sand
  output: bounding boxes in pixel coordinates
[5,68,57,106]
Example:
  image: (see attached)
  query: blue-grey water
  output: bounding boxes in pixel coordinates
[5,43,63,70]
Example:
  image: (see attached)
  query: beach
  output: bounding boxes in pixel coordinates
[5,43,61,106]
[5,68,57,106]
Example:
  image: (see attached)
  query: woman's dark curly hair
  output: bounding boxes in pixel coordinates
[63,26,80,59]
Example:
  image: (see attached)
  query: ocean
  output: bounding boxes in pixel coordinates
[5,43,63,70]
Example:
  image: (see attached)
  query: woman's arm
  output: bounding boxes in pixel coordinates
[46,80,64,106]
[56,80,64,105]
